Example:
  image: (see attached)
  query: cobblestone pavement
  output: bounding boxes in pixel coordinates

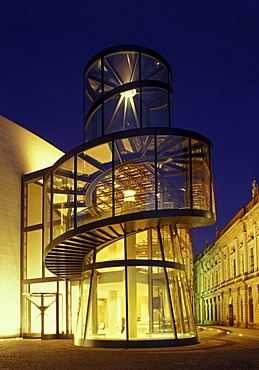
[0,326,258,370]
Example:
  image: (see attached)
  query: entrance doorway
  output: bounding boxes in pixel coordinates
[23,293,60,339]
[228,304,234,326]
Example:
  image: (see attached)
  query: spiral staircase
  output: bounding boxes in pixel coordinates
[44,45,216,347]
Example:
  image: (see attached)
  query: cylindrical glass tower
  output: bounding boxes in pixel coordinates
[83,45,172,141]
[44,45,216,348]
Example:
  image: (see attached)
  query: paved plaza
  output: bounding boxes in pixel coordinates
[0,327,258,370]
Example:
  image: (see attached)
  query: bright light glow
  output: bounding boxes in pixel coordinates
[123,189,136,202]
[120,89,137,99]
[227,331,230,335]
[0,287,20,337]
[239,333,243,337]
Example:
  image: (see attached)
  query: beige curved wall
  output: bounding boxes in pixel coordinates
[0,115,63,337]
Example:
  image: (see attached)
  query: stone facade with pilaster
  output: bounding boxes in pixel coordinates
[194,188,259,328]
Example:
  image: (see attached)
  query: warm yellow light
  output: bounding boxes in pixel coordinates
[120,89,137,99]
[123,189,136,202]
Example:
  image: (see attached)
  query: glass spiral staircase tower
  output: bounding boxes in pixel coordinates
[44,45,216,347]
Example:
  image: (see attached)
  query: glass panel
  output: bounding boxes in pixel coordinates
[114,135,155,216]
[141,88,169,128]
[24,282,58,336]
[81,142,113,221]
[134,230,148,260]
[44,176,51,246]
[58,280,66,335]
[150,228,163,261]
[157,135,190,210]
[84,107,102,142]
[104,52,139,87]
[86,267,126,340]
[127,266,175,339]
[191,139,211,210]
[84,58,102,102]
[26,229,42,279]
[160,225,183,264]
[96,239,124,262]
[53,157,75,240]
[210,150,216,214]
[70,281,80,335]
[167,268,196,338]
[77,148,103,227]
[104,89,140,134]
[83,58,102,141]
[75,271,91,340]
[159,225,174,262]
[141,54,168,83]
[125,229,163,261]
[25,179,43,227]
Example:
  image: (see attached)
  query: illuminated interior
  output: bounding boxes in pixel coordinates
[20,46,215,347]
[75,226,196,346]
[41,46,215,347]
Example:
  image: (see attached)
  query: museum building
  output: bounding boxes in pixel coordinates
[0,45,216,347]
[194,185,259,328]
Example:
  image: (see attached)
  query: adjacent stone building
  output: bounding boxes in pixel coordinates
[194,185,259,328]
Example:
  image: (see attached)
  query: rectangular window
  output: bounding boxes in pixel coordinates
[250,248,254,273]
[241,254,244,275]
[215,269,218,286]
[232,258,236,278]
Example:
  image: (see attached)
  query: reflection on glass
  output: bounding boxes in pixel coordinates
[84,108,102,142]
[114,135,155,216]
[26,180,43,227]
[160,225,183,264]
[52,157,75,239]
[167,268,196,338]
[141,54,168,83]
[141,87,169,128]
[75,271,91,340]
[191,139,210,211]
[86,267,126,340]
[104,52,139,88]
[104,89,141,134]
[127,266,175,340]
[157,135,190,210]
[96,239,124,262]
[44,176,51,246]
[26,230,42,279]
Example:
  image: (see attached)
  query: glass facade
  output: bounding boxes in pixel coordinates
[21,46,216,347]
[44,130,215,272]
[21,172,80,339]
[75,226,196,347]
[83,47,171,141]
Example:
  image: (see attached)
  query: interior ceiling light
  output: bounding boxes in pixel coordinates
[120,89,137,99]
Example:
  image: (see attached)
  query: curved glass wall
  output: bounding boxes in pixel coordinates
[43,45,216,348]
[44,129,215,257]
[83,46,172,141]
[74,225,196,347]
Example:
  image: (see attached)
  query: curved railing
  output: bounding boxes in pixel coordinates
[44,127,215,278]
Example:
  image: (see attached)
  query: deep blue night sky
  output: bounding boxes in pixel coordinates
[1,0,259,253]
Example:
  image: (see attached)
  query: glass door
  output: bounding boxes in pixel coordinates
[23,293,58,338]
